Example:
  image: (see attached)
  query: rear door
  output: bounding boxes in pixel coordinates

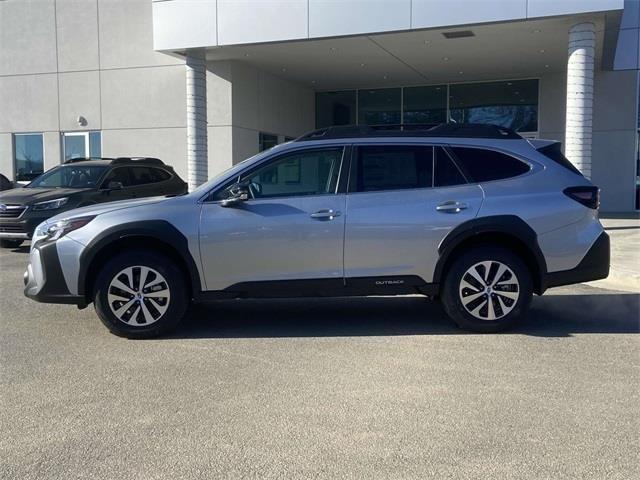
[344,144,484,285]
[99,167,135,202]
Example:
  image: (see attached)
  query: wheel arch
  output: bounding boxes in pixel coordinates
[78,220,202,302]
[434,215,548,295]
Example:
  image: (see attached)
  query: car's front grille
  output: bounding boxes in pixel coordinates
[0,224,25,233]
[0,204,26,218]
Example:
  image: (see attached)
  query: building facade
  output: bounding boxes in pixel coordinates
[0,0,638,211]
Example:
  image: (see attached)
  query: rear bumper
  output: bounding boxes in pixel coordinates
[23,240,86,306]
[542,232,610,291]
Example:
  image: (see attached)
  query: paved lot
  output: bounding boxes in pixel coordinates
[1,244,639,479]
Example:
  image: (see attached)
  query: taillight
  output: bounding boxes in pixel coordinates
[564,186,600,209]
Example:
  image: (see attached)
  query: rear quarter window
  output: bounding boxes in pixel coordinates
[449,146,530,183]
[537,143,583,176]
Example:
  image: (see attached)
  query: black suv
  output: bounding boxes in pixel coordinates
[0,157,187,248]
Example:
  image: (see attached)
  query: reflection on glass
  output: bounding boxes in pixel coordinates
[14,133,44,182]
[316,91,356,128]
[259,132,278,152]
[358,88,401,125]
[403,85,447,125]
[449,79,538,132]
[64,135,86,160]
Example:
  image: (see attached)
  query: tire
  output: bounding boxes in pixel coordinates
[93,250,189,339]
[0,239,23,249]
[441,246,532,333]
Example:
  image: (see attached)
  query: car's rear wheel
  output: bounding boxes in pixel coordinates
[93,250,189,339]
[0,239,23,249]
[441,246,532,332]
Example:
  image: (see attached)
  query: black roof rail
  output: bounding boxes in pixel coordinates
[111,157,165,165]
[295,123,522,141]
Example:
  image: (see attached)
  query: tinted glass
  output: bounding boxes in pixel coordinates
[219,148,343,200]
[434,147,467,187]
[28,165,108,188]
[358,88,401,125]
[150,168,172,182]
[102,168,131,188]
[356,145,433,192]
[403,85,447,125]
[14,133,44,182]
[259,132,278,152]
[316,91,357,128]
[449,147,530,183]
[449,79,538,132]
[129,167,158,185]
[89,131,101,158]
[537,143,582,175]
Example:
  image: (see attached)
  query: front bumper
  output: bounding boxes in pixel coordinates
[542,232,610,290]
[23,240,86,306]
[0,212,56,239]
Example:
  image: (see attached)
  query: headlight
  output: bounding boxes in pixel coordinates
[32,197,69,211]
[36,216,95,241]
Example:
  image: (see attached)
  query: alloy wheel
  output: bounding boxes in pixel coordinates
[458,260,520,321]
[107,266,171,325]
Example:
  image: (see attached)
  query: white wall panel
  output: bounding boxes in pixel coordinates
[56,0,100,72]
[58,71,101,131]
[218,0,308,45]
[412,0,526,29]
[0,74,59,133]
[310,0,410,37]
[0,134,13,178]
[527,0,624,18]
[153,0,217,50]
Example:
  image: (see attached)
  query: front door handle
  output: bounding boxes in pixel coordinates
[310,209,341,220]
[436,201,468,213]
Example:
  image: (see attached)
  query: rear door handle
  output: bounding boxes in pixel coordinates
[310,209,341,220]
[436,201,468,213]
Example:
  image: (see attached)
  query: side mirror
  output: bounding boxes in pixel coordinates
[221,184,250,207]
[106,181,124,191]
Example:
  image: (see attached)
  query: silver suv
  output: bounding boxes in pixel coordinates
[23,124,610,338]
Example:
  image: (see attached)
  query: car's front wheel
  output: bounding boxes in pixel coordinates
[0,239,23,249]
[93,250,189,339]
[441,246,533,333]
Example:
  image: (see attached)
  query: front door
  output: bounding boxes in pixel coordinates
[344,144,484,284]
[199,146,347,291]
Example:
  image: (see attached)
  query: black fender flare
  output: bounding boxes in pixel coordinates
[432,215,548,293]
[77,220,202,299]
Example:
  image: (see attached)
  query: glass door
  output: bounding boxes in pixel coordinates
[62,131,101,161]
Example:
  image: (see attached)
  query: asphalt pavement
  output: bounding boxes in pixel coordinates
[1,244,639,479]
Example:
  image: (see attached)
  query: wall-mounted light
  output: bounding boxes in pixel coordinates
[77,116,87,127]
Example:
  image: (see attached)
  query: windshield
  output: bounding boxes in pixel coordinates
[28,165,108,189]
[190,151,267,195]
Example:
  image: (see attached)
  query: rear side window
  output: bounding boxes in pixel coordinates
[449,147,530,183]
[130,167,158,186]
[356,145,433,192]
[102,167,131,188]
[150,168,172,182]
[537,142,582,176]
[434,147,467,187]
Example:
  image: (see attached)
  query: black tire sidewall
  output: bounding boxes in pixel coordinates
[94,250,188,339]
[442,246,533,333]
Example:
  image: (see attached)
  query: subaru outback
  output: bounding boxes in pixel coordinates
[23,124,609,338]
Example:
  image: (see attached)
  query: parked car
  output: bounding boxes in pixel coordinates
[23,124,609,338]
[0,157,187,248]
[0,173,13,191]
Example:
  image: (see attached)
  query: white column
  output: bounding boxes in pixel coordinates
[186,50,208,191]
[565,22,595,179]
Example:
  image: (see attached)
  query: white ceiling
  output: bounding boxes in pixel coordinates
[204,14,606,90]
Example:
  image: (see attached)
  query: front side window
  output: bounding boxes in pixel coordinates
[449,146,530,183]
[27,165,108,189]
[356,145,433,192]
[14,133,44,182]
[217,148,343,200]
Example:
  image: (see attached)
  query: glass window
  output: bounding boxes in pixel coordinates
[150,168,172,182]
[403,85,447,125]
[434,147,467,187]
[449,80,538,132]
[449,147,530,183]
[27,165,108,189]
[358,88,401,125]
[101,167,132,188]
[129,167,158,185]
[89,131,101,158]
[356,145,433,192]
[316,91,357,128]
[259,132,278,152]
[14,133,44,182]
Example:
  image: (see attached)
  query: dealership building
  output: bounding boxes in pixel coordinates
[1,0,639,211]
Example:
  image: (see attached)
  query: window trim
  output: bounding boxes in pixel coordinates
[202,145,348,203]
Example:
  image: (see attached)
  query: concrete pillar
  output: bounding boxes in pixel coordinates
[186,50,208,191]
[565,22,596,179]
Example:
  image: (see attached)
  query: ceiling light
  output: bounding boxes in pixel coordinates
[383,75,388,80]
[442,30,475,39]
[311,80,316,84]
[330,47,337,52]
[545,64,550,68]
[531,29,542,34]
[281,68,287,72]
[424,40,431,45]
[514,91,520,95]
[442,56,449,61]
[360,63,366,67]
[539,49,545,54]
[243,53,250,57]
[458,71,464,74]
[507,82,513,86]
